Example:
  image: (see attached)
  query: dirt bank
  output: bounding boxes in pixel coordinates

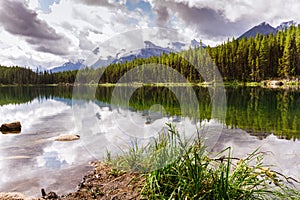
[0,161,145,200]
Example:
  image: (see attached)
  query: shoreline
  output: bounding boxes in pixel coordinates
[1,79,300,89]
[2,140,300,199]
[0,161,144,200]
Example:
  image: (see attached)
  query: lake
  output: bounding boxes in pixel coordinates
[0,86,300,197]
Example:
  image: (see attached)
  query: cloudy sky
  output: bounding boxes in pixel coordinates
[0,0,299,69]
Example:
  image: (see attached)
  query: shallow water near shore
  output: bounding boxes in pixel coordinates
[0,86,300,196]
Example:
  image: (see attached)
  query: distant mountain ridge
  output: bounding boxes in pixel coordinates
[238,20,297,39]
[238,22,277,39]
[50,39,205,72]
[50,59,85,73]
[276,20,297,31]
[50,21,297,73]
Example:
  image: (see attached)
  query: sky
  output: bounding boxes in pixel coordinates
[0,0,299,69]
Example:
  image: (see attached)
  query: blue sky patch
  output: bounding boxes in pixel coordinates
[38,0,60,13]
[126,0,154,20]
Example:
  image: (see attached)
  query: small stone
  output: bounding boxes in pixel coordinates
[54,134,80,141]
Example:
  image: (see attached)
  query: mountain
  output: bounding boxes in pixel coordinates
[276,20,297,31]
[238,22,277,39]
[238,21,298,39]
[113,41,173,64]
[169,41,185,51]
[169,39,206,50]
[92,56,115,68]
[50,39,205,72]
[113,39,206,64]
[50,59,85,73]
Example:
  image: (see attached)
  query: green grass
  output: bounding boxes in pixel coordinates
[107,124,300,199]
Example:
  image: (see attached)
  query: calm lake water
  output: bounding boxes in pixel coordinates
[1,86,300,196]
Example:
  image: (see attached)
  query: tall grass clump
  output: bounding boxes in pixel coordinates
[107,124,300,199]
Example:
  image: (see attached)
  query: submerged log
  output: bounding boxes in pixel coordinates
[0,121,21,134]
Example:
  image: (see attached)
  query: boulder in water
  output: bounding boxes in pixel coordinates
[0,121,21,134]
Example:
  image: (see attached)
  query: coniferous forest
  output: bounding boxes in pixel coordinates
[0,25,300,85]
[209,25,300,81]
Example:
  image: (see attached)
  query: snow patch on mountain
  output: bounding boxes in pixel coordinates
[276,20,297,31]
[50,59,85,73]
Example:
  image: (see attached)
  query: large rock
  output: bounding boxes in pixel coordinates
[0,121,21,134]
[54,134,80,142]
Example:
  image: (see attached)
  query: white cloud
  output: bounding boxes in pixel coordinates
[145,0,300,42]
[0,0,300,68]
[35,0,151,66]
[0,0,152,68]
[26,0,40,10]
[0,27,65,68]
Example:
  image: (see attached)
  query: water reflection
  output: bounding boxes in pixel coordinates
[213,129,300,183]
[0,94,201,196]
[2,86,300,139]
[0,98,91,196]
[96,86,300,139]
[0,86,300,196]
